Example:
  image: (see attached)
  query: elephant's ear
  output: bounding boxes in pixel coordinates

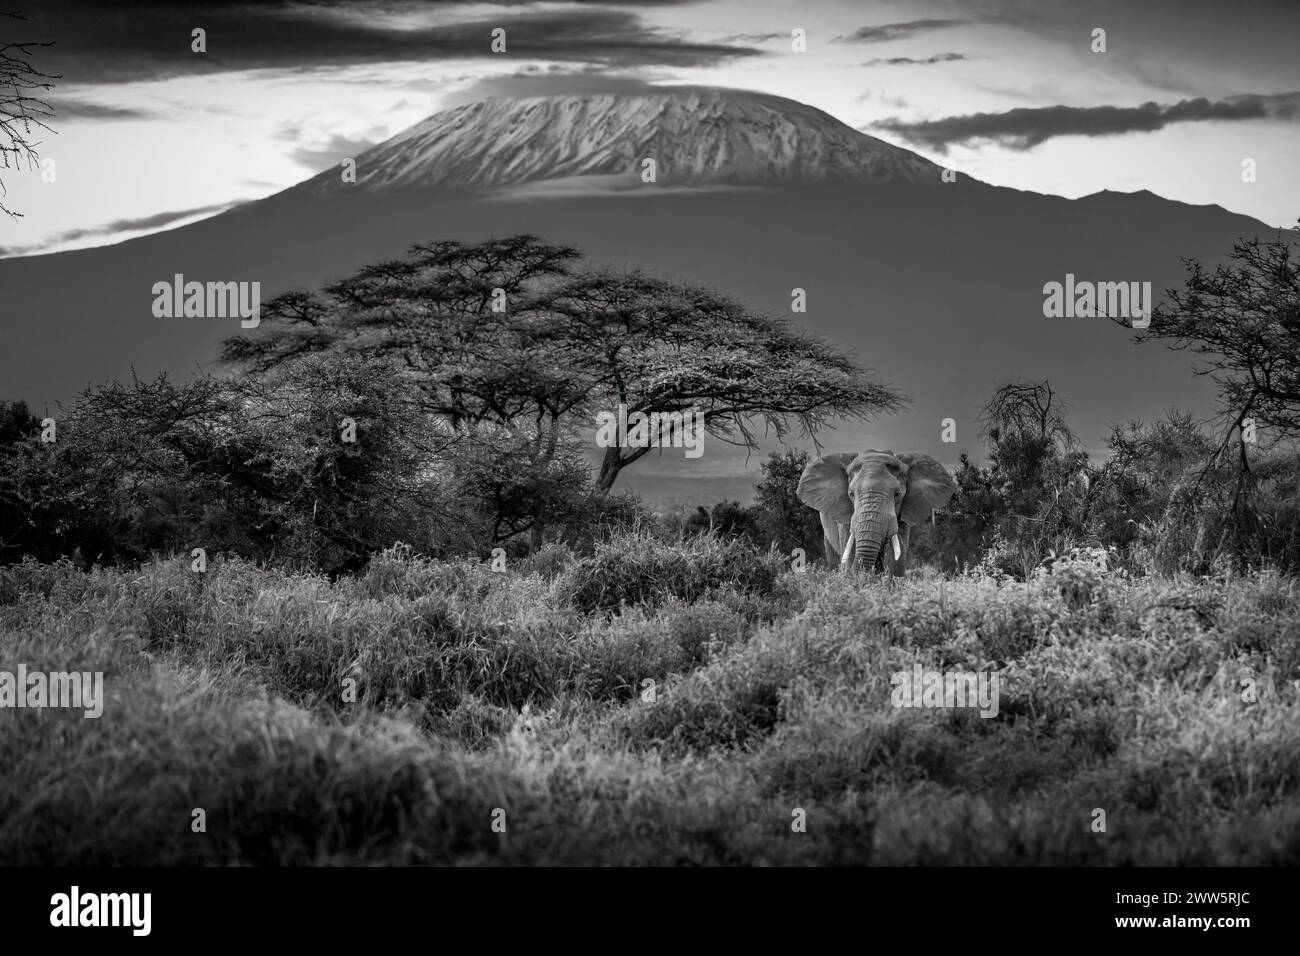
[797,453,856,522]
[897,453,958,527]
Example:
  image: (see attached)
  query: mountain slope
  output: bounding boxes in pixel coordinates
[0,90,1274,504]
[296,88,947,193]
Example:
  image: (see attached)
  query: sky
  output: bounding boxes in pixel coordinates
[1,0,1297,257]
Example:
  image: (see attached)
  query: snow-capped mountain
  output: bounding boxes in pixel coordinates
[0,87,1269,500]
[305,88,947,192]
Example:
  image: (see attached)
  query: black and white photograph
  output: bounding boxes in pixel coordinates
[0,0,1296,933]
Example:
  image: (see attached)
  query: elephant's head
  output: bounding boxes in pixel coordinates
[796,450,957,574]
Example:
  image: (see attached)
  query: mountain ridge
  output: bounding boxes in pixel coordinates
[297,88,951,193]
[0,88,1275,506]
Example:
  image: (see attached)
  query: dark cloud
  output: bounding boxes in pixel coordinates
[0,201,245,257]
[834,19,969,43]
[720,32,787,43]
[876,93,1300,151]
[87,202,246,234]
[862,53,966,66]
[28,2,760,85]
[49,98,157,121]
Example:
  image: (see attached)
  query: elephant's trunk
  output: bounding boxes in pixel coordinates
[853,491,893,570]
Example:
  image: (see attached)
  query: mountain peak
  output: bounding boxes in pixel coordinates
[308,88,946,193]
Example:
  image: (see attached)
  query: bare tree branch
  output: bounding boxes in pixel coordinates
[0,10,59,218]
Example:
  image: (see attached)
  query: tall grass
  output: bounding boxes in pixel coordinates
[2,533,1298,865]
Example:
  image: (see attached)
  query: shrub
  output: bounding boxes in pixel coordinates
[557,527,782,614]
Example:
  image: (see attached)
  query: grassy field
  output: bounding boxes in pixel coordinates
[2,531,1299,866]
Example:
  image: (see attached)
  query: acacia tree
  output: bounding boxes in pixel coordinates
[977,379,1086,511]
[1,10,56,219]
[1139,230,1300,492]
[1139,227,1300,446]
[970,380,1093,563]
[1119,226,1300,564]
[977,378,1078,449]
[544,271,901,491]
[223,236,584,456]
[222,235,904,502]
[221,236,601,546]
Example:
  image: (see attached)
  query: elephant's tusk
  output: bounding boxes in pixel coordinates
[840,532,856,568]
[891,533,902,561]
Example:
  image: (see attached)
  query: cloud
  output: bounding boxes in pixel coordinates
[278,126,389,171]
[0,201,245,257]
[34,2,762,84]
[876,92,1300,151]
[484,172,760,201]
[834,19,969,43]
[440,69,673,106]
[49,98,157,121]
[858,89,912,110]
[861,53,966,66]
[720,32,788,43]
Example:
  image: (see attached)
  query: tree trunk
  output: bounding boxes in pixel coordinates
[596,446,622,494]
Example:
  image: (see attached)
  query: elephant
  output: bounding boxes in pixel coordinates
[796,450,958,574]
